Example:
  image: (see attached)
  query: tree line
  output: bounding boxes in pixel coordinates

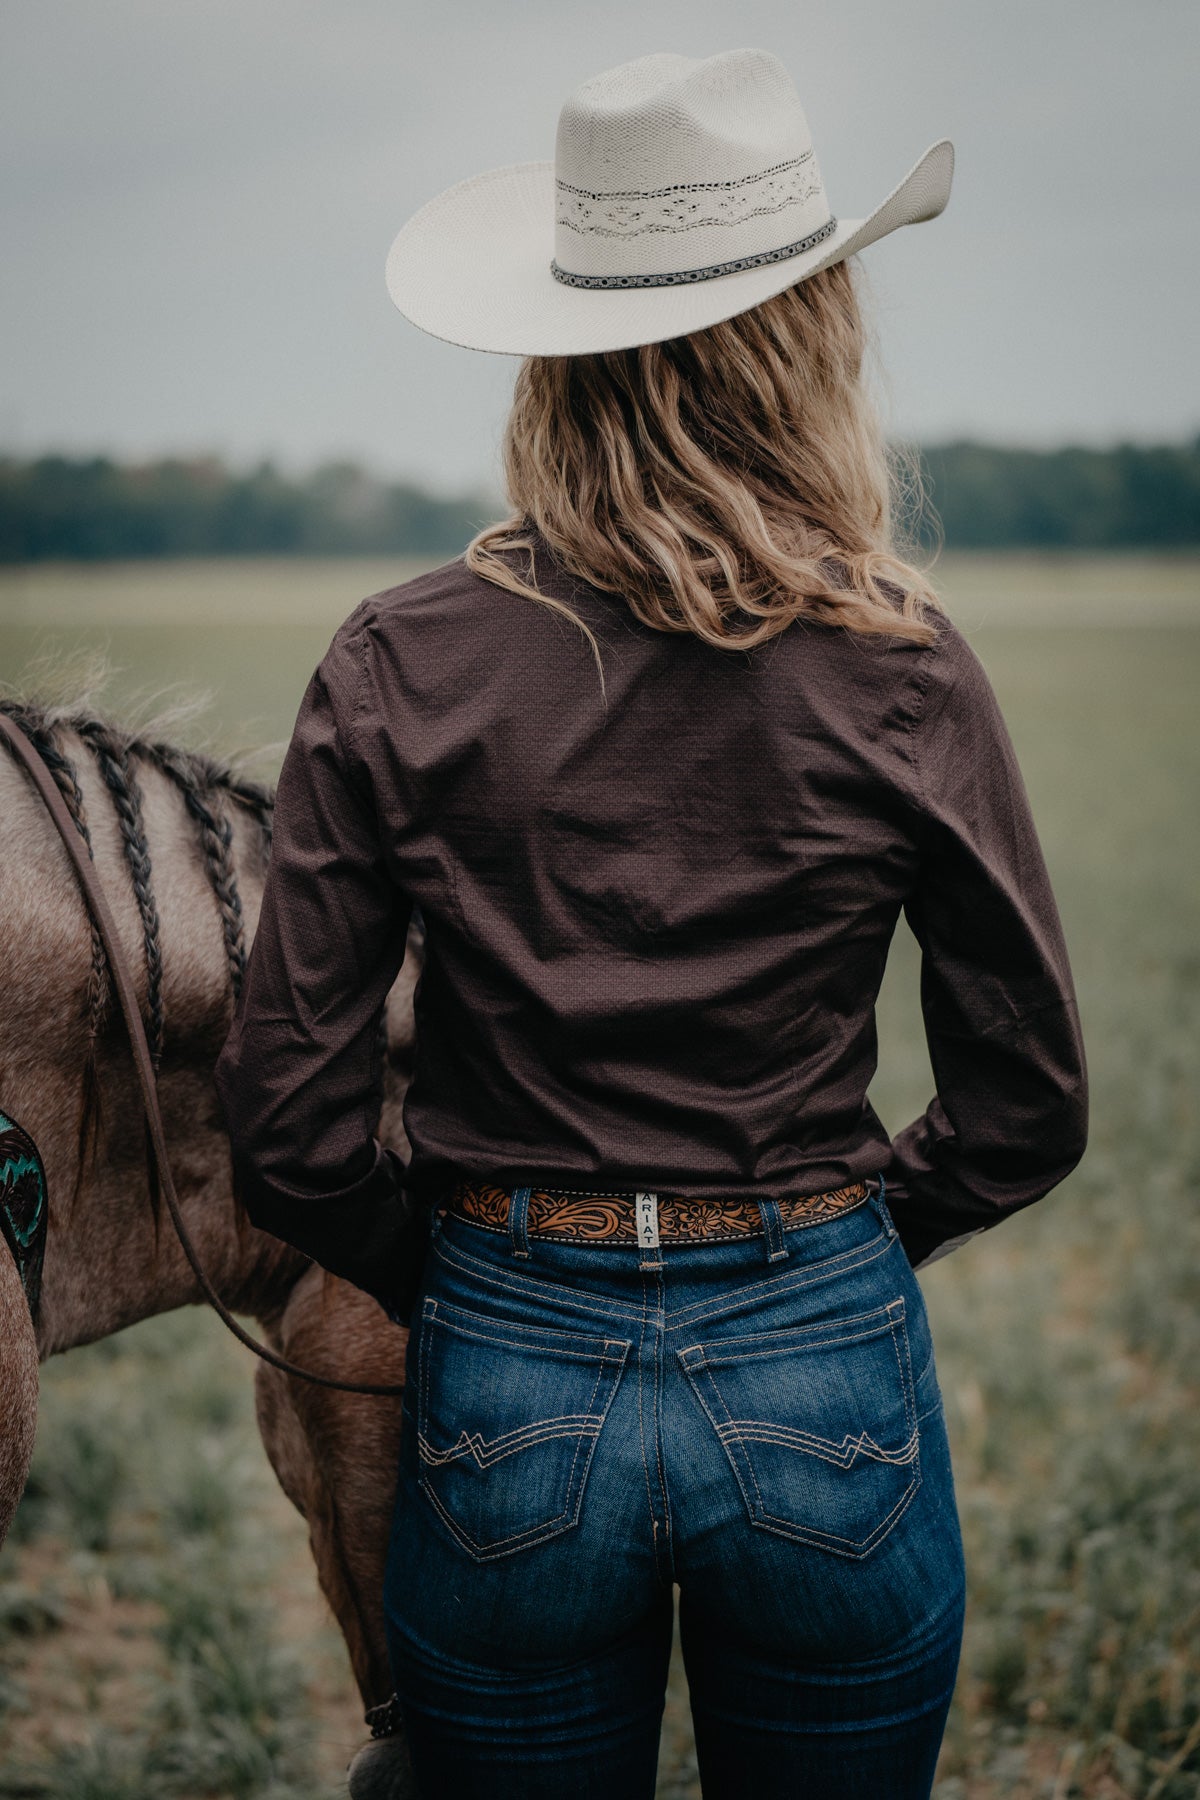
[913,438,1200,550]
[0,456,492,564]
[1,438,1198,563]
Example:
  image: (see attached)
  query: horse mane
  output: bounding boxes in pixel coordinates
[1,675,276,1019]
[0,655,278,1238]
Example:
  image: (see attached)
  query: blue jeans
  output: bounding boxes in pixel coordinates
[383,1181,966,1798]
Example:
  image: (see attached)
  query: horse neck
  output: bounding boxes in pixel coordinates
[46,1067,324,1357]
[0,720,307,1358]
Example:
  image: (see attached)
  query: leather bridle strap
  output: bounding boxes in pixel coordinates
[0,711,404,1396]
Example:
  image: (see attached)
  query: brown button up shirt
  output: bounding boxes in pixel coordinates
[213,537,1088,1306]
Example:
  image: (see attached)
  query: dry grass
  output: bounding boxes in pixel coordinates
[0,1313,366,1796]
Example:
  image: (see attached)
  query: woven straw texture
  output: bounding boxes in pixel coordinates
[385,49,953,355]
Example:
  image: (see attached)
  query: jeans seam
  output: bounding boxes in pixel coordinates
[557,1357,609,1556]
[431,1216,890,1332]
[679,1300,908,1361]
[666,1231,893,1330]
[890,1301,920,1489]
[636,1267,658,1568]
[651,1268,673,1582]
[420,1304,632,1361]
[432,1233,645,1324]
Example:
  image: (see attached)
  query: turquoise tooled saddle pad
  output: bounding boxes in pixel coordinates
[0,1107,47,1322]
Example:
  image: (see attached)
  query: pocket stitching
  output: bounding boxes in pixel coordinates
[678,1301,923,1558]
[415,1315,625,1561]
[714,1418,920,1471]
[418,1413,609,1467]
[418,1349,601,1553]
[420,1353,607,1553]
[756,1477,920,1552]
[685,1354,764,1524]
[420,1462,578,1558]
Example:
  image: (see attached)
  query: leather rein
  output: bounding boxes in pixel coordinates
[0,711,405,1397]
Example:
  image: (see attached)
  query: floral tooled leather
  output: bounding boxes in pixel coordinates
[440,1180,869,1243]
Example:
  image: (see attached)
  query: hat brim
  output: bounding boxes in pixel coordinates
[385,139,953,357]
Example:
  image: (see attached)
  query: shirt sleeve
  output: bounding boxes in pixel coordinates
[212,600,416,1312]
[883,621,1089,1271]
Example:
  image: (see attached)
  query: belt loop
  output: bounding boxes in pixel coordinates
[508,1186,532,1259]
[757,1197,790,1263]
[872,1169,896,1239]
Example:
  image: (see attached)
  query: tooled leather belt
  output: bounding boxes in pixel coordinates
[439,1179,870,1244]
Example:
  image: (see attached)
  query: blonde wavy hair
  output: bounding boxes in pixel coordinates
[465,256,943,693]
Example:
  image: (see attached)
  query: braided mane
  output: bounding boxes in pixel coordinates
[0,687,408,1252]
[0,672,277,1227]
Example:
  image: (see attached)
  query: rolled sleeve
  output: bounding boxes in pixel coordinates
[213,601,416,1309]
[884,625,1089,1270]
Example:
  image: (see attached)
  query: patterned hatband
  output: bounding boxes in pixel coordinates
[439,1180,870,1245]
[549,215,838,290]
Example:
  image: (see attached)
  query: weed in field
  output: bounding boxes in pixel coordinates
[0,1670,27,1727]
[0,1552,330,1800]
[0,1591,63,1644]
[0,1315,340,1797]
[152,1563,308,1723]
[157,1600,334,1798]
[160,1447,240,1545]
[7,1414,124,1556]
[0,1730,153,1800]
[143,1701,318,1799]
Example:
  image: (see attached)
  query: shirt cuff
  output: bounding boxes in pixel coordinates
[231,1139,425,1316]
[877,1160,987,1271]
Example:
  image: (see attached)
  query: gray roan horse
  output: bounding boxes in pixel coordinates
[0,677,420,1797]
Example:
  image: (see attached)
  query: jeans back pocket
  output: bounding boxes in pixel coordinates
[415,1297,631,1562]
[677,1297,920,1559]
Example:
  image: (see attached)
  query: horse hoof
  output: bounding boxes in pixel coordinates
[347,1734,418,1799]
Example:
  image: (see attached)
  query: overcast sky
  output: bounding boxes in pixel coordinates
[2,0,1197,495]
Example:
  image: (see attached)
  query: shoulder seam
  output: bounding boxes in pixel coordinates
[333,597,379,808]
[901,623,948,825]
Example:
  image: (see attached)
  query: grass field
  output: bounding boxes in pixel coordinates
[1,552,1198,1798]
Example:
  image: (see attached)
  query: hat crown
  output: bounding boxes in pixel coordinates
[558,51,812,187]
[552,50,834,287]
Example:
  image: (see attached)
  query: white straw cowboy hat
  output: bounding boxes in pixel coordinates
[385,48,954,358]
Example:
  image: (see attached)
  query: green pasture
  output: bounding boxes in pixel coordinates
[0,552,1198,1798]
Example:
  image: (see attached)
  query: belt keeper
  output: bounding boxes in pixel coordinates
[508,1185,532,1259]
[757,1196,790,1262]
